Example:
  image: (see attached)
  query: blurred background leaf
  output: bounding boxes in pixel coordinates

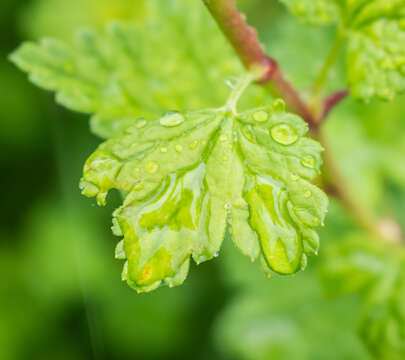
[214,236,369,360]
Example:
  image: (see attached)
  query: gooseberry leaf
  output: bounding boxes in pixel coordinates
[279,0,405,101]
[278,0,339,25]
[80,99,328,292]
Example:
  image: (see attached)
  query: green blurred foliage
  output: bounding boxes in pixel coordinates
[19,0,263,41]
[279,0,405,101]
[214,235,369,360]
[2,0,405,359]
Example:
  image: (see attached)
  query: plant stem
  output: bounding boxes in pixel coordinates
[263,58,317,128]
[315,129,403,243]
[312,32,346,104]
[203,0,318,128]
[314,129,380,237]
[202,0,269,72]
[225,71,259,111]
[202,0,403,242]
[321,89,349,120]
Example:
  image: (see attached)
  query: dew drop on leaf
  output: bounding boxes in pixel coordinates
[301,155,316,168]
[146,160,159,173]
[160,111,185,127]
[134,182,144,191]
[304,190,312,198]
[189,140,199,150]
[272,98,286,112]
[160,147,168,153]
[270,123,298,145]
[80,180,99,196]
[243,126,256,142]
[175,144,184,153]
[252,110,268,122]
[219,134,228,142]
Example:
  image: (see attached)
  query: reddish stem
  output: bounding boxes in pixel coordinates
[203,0,318,128]
[202,0,269,71]
[265,57,317,128]
[321,89,349,120]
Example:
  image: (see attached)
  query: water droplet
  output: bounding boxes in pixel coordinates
[300,254,307,270]
[196,254,209,264]
[253,110,268,122]
[146,160,159,173]
[243,126,255,142]
[272,99,286,112]
[304,190,312,198]
[189,140,199,150]
[134,182,144,191]
[225,78,236,89]
[301,155,316,169]
[175,144,184,153]
[213,252,219,258]
[160,111,185,127]
[271,123,298,145]
[80,181,99,196]
[135,118,147,128]
[291,174,299,181]
[219,134,227,142]
[160,147,168,153]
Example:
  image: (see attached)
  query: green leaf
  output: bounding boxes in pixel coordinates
[278,0,340,25]
[80,92,327,292]
[359,260,405,360]
[347,19,405,100]
[214,244,369,360]
[321,231,405,358]
[10,1,265,139]
[215,289,369,360]
[279,0,405,101]
[20,0,261,41]
[20,0,148,40]
[321,233,387,296]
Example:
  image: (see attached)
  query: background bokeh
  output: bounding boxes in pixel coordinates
[1,0,405,359]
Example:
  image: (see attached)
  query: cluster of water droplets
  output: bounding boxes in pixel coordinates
[130,110,212,192]
[250,107,317,174]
